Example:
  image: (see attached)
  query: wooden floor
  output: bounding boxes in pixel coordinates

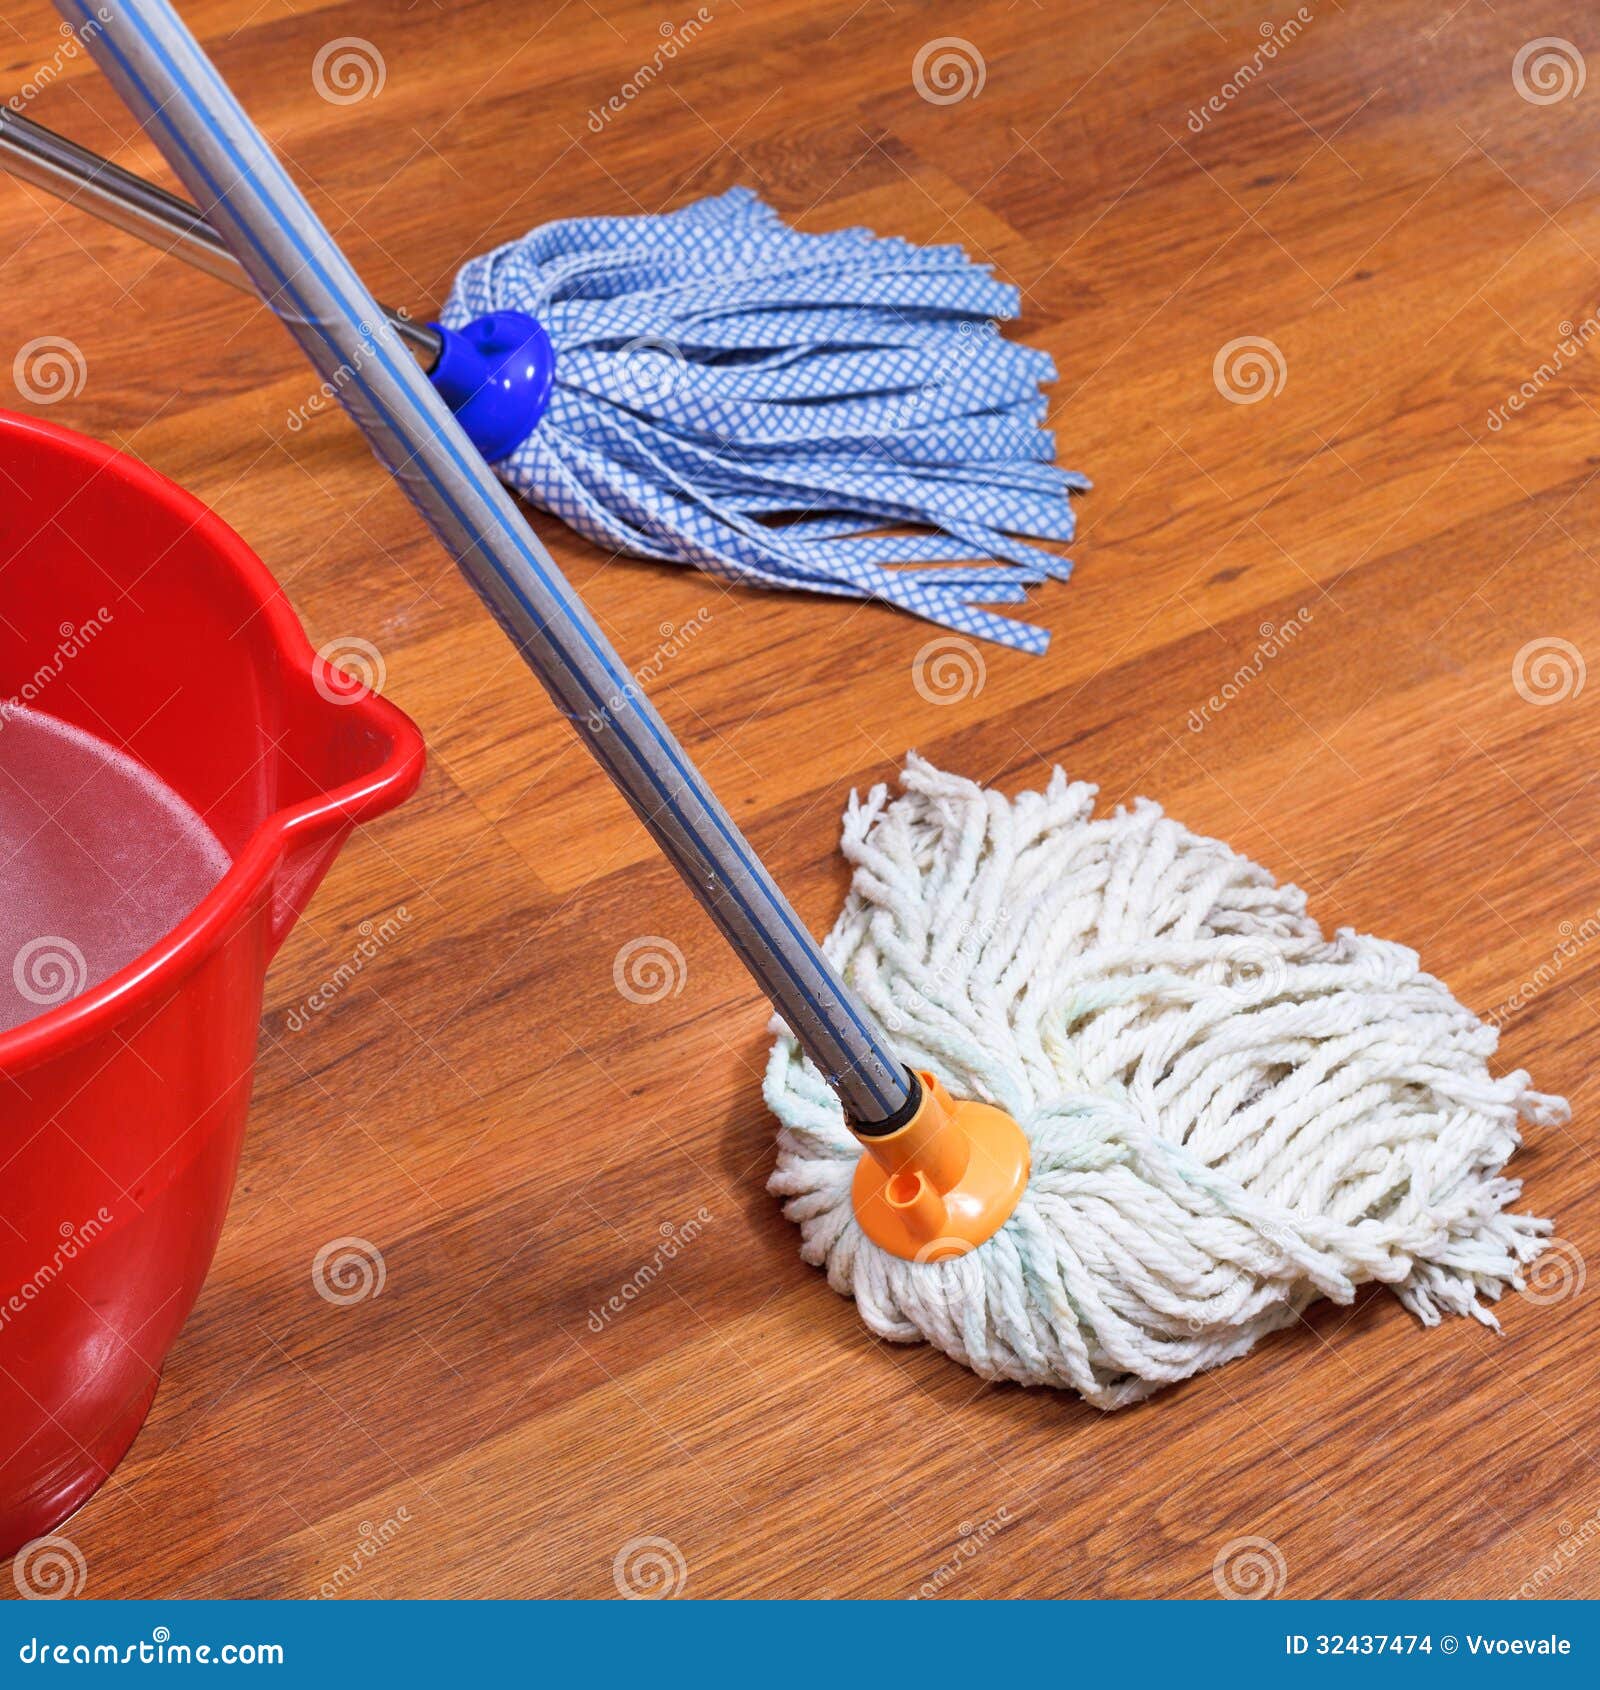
[3,0,1597,1601]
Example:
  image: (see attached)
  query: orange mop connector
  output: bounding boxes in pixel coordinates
[850,1070,1030,1261]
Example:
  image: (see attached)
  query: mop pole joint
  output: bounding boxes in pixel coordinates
[850,1070,1029,1261]
[427,309,555,460]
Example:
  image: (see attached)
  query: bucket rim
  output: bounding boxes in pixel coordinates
[0,407,425,1073]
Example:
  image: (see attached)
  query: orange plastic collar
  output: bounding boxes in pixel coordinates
[850,1071,1030,1261]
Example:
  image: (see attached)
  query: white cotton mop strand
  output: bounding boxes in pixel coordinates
[764,758,1567,1409]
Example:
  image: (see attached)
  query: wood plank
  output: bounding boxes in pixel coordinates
[1,0,1595,1601]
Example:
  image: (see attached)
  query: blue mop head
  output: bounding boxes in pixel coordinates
[442,188,1087,654]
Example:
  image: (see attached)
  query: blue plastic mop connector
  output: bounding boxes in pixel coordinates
[427,310,555,462]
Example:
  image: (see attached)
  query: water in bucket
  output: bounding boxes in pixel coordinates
[0,705,232,1033]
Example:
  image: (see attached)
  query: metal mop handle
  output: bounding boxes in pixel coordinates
[0,107,441,362]
[54,0,913,1128]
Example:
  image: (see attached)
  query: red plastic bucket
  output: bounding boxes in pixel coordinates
[0,408,424,1557]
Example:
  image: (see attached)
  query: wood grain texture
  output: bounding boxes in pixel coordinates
[2,0,1597,1601]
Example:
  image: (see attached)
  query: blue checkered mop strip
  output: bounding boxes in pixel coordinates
[445,188,1087,654]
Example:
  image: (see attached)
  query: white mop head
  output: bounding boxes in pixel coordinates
[764,759,1566,1408]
